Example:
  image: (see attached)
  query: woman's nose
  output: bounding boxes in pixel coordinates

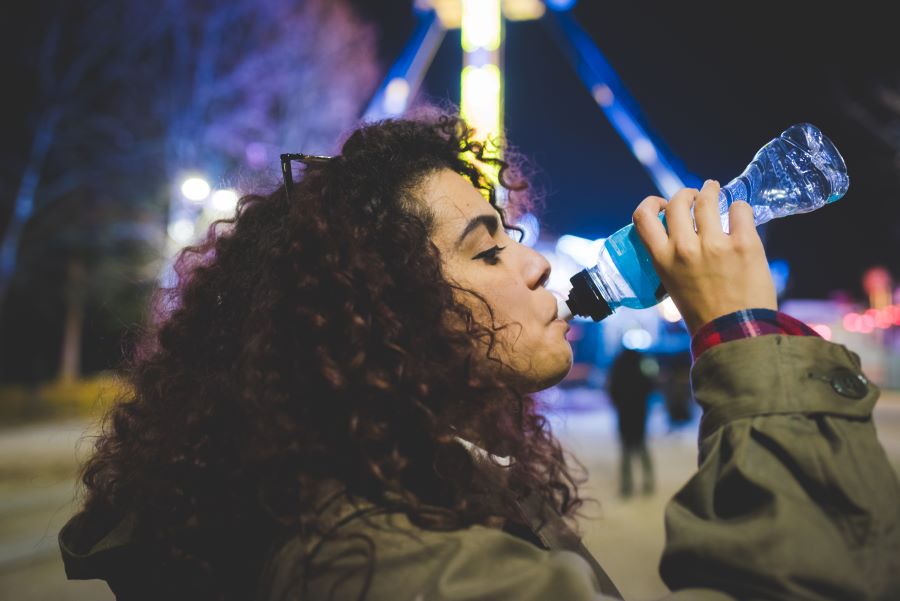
[526,249,551,290]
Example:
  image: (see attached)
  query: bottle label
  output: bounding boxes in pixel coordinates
[604,222,663,309]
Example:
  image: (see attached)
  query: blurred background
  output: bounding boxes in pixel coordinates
[1,1,898,599]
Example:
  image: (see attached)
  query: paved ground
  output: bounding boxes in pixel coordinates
[0,419,112,600]
[1,390,898,600]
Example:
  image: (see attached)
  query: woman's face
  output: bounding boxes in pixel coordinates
[420,168,573,392]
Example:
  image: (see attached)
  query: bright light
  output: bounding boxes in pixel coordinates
[809,323,833,340]
[622,328,652,350]
[384,77,410,115]
[461,64,502,141]
[210,189,239,213]
[459,0,504,191]
[659,297,682,323]
[555,235,604,268]
[181,177,211,202]
[168,218,195,243]
[592,84,614,107]
[631,137,658,166]
[546,0,578,11]
[461,0,501,51]
[515,212,540,247]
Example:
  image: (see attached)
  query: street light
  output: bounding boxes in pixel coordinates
[181,177,211,203]
[210,189,239,213]
[168,218,195,243]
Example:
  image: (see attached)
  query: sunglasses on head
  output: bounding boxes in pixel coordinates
[280,153,336,197]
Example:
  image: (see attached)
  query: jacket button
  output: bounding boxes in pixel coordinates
[830,368,869,399]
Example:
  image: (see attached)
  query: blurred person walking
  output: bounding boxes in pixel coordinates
[607,347,656,497]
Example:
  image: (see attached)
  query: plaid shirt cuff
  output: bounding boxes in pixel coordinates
[691,308,821,361]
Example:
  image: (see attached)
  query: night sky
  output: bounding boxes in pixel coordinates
[355,0,900,300]
[3,0,899,303]
[0,0,898,380]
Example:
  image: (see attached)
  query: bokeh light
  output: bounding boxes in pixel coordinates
[210,189,239,213]
[181,177,211,203]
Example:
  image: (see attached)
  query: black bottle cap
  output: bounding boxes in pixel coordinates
[567,270,612,322]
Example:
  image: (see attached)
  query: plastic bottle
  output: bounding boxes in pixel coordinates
[558,123,849,322]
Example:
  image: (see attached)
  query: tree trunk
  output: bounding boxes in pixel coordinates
[59,256,87,383]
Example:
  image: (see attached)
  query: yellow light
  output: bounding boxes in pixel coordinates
[461,0,501,51]
[424,0,462,28]
[461,64,502,141]
[502,0,545,21]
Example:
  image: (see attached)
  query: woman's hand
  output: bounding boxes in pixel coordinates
[632,179,777,336]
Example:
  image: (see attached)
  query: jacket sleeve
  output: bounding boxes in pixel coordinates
[659,334,900,600]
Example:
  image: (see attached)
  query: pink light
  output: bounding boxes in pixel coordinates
[809,324,832,340]
[890,305,900,326]
[874,308,892,329]
[859,314,875,333]
[843,313,861,332]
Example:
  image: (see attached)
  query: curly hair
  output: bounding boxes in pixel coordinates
[77,109,586,600]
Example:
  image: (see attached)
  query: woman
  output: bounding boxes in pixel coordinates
[60,111,900,600]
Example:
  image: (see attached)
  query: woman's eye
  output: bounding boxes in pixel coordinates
[472,245,506,265]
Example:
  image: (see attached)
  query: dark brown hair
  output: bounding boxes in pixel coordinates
[77,109,585,600]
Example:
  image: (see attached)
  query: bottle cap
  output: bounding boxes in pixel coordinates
[567,271,612,321]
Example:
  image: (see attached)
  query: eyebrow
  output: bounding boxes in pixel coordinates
[455,213,500,249]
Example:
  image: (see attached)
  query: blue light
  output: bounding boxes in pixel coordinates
[546,0,577,11]
[542,10,701,196]
[769,259,790,296]
[363,11,445,121]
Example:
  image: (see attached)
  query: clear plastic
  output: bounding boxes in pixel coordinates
[574,123,849,317]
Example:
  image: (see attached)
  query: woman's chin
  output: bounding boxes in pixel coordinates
[524,349,574,393]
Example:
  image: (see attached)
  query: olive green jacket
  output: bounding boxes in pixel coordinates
[60,335,900,600]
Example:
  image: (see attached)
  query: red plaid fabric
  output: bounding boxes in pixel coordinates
[691,308,821,361]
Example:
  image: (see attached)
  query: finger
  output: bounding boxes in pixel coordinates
[728,201,760,245]
[694,180,725,238]
[632,195,670,258]
[664,188,698,243]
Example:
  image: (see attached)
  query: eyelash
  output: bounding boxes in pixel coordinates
[473,245,506,265]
